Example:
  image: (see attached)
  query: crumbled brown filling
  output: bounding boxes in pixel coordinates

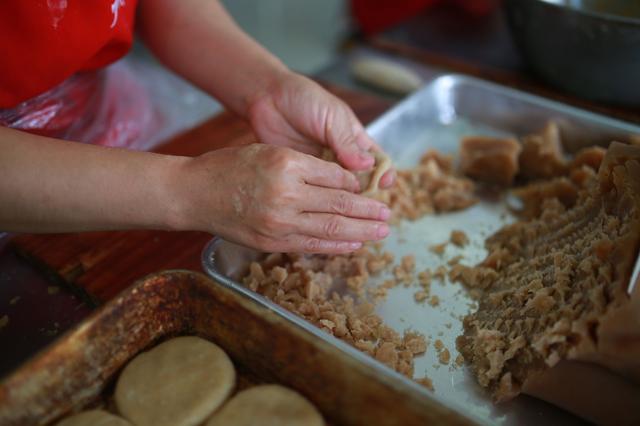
[242,246,428,379]
[459,136,521,186]
[372,150,477,222]
[456,142,640,402]
[450,230,469,247]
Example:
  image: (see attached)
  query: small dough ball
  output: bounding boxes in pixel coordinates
[206,384,324,426]
[115,336,235,426]
[56,410,131,426]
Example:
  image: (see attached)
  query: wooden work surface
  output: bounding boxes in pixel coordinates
[10,85,392,304]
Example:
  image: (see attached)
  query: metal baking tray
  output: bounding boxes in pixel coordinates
[202,74,640,426]
[0,271,473,425]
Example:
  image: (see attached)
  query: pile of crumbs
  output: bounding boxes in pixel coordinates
[243,247,429,379]
[372,150,477,223]
[456,142,640,401]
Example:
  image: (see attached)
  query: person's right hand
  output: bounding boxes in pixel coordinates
[173,143,391,254]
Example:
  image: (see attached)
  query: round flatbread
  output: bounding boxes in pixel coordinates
[115,336,235,426]
[206,384,323,426]
[56,410,131,426]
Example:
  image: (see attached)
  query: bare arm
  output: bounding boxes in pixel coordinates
[0,127,389,253]
[0,126,184,233]
[137,0,395,185]
[137,0,286,117]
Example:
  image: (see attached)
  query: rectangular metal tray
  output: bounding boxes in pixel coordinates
[0,270,472,425]
[202,73,640,426]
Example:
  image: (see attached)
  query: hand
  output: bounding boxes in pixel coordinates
[247,71,395,191]
[174,144,391,253]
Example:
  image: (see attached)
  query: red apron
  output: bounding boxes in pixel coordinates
[0,0,156,149]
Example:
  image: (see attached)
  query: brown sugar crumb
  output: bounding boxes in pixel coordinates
[458,142,640,402]
[459,136,521,186]
[417,269,432,287]
[433,266,447,281]
[415,376,435,391]
[570,146,606,171]
[0,315,8,330]
[447,255,464,267]
[450,230,469,247]
[420,150,454,173]
[241,243,429,379]
[518,121,568,180]
[434,339,444,351]
[429,242,447,256]
[372,154,477,223]
[401,255,415,271]
[414,290,429,303]
[368,286,389,303]
[375,342,399,369]
[511,177,579,219]
[404,332,428,355]
[438,348,451,365]
[455,354,465,367]
[393,265,413,286]
[429,295,440,307]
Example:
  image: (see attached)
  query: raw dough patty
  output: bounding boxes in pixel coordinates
[115,336,235,426]
[56,410,131,426]
[206,384,323,426]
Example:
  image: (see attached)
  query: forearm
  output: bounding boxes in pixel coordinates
[137,0,289,117]
[0,127,187,233]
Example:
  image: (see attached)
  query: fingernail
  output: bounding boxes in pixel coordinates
[349,242,362,250]
[379,206,391,221]
[377,224,390,238]
[359,152,375,167]
[352,174,361,192]
[355,132,373,150]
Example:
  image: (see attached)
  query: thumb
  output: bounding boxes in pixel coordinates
[327,106,376,171]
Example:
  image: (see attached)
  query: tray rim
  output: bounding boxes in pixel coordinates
[367,72,640,140]
[0,269,478,426]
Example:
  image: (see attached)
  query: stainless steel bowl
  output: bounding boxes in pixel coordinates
[505,0,640,106]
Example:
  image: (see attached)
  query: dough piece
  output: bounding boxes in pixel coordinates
[320,148,392,197]
[350,57,423,95]
[206,384,324,426]
[361,151,392,197]
[115,336,235,426]
[56,410,131,426]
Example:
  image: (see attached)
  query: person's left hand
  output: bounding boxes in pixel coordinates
[246,71,395,189]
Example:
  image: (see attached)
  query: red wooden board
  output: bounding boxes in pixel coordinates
[11,85,392,303]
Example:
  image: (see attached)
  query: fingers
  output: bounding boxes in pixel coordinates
[301,154,361,192]
[324,104,376,171]
[379,169,396,189]
[303,187,390,221]
[296,212,389,242]
[285,236,363,254]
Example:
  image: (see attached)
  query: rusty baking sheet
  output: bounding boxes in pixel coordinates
[0,270,475,426]
[202,74,640,425]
